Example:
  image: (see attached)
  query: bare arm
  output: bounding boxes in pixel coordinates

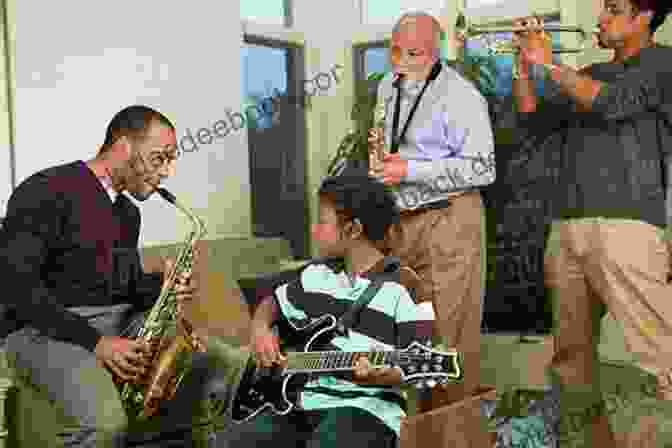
[548,60,671,120]
[547,64,603,111]
[512,77,538,112]
[251,295,279,330]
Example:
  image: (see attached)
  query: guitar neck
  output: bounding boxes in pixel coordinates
[285,350,398,374]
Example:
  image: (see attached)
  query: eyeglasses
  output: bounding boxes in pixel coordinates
[142,148,178,170]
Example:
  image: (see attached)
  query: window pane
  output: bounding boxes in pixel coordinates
[241,0,287,25]
[241,44,287,129]
[364,46,390,78]
[363,0,444,25]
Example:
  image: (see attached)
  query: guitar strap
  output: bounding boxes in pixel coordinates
[335,278,384,337]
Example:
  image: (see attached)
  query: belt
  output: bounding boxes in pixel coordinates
[400,198,452,215]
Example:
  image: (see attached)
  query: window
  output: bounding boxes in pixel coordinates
[242,44,288,129]
[241,0,291,26]
[242,37,308,258]
[362,0,444,25]
[363,45,390,78]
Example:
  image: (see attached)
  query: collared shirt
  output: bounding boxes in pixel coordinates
[516,45,672,228]
[375,63,496,211]
[96,175,118,203]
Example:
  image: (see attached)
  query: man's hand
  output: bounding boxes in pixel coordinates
[367,127,386,176]
[370,153,408,186]
[352,355,403,386]
[162,256,208,353]
[189,331,208,353]
[95,335,153,382]
[162,258,198,318]
[367,129,408,185]
[250,322,287,369]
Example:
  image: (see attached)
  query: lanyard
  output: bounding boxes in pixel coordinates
[390,60,443,154]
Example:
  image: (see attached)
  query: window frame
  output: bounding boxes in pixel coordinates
[359,0,447,26]
[352,40,389,85]
[240,0,294,28]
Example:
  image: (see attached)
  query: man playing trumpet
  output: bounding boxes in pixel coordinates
[367,10,496,444]
[512,0,672,445]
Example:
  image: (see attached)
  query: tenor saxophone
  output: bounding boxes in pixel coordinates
[116,187,207,420]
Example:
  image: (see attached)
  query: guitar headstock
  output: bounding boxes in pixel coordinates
[397,341,463,388]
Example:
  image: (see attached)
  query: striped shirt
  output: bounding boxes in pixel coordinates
[273,263,435,436]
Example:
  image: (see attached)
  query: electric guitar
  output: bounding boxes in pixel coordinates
[230,313,462,424]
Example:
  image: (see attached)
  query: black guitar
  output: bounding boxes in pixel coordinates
[230,313,462,424]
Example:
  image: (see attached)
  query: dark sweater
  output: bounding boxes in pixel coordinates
[0,160,163,352]
[517,44,672,228]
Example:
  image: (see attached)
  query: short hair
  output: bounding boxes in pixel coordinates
[318,174,400,242]
[630,0,671,33]
[101,105,174,152]
[392,11,444,52]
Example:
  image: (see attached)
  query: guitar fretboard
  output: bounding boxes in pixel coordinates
[285,350,401,373]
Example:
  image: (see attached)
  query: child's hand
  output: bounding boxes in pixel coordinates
[353,356,402,386]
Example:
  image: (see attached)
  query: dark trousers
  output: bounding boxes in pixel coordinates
[222,407,397,448]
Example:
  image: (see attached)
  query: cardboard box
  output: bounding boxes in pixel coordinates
[400,386,497,448]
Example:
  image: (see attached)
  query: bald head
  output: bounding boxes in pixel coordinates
[390,11,443,78]
[392,11,443,47]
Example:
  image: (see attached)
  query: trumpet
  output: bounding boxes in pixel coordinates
[455,12,599,55]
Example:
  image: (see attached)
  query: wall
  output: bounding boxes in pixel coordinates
[13,1,251,247]
[5,0,672,251]
[0,0,14,217]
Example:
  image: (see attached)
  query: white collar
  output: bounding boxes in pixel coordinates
[96,176,118,203]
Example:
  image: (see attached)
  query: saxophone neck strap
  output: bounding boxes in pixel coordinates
[390,59,443,154]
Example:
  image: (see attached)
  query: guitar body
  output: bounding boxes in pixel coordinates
[230,313,462,424]
[231,314,338,424]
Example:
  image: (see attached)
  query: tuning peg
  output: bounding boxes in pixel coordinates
[425,379,437,388]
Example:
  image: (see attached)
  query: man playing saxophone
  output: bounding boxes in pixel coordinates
[367,12,495,444]
[0,105,236,447]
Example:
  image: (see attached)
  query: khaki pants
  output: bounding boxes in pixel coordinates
[384,191,486,404]
[545,218,672,447]
[383,191,489,448]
